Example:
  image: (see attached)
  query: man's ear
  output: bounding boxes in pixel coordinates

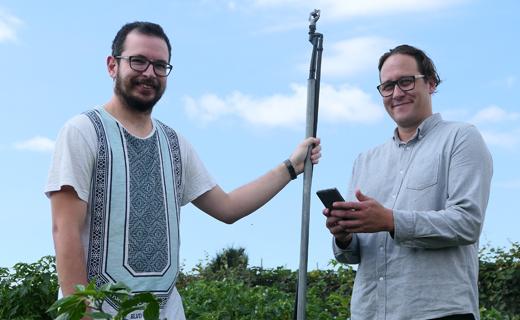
[107,56,117,79]
[428,80,437,94]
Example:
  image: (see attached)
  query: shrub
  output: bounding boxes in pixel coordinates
[0,255,59,320]
[177,250,356,319]
[479,242,520,317]
[1,243,519,319]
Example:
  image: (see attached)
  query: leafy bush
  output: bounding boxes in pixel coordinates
[480,306,520,320]
[479,242,520,317]
[180,278,293,319]
[1,243,519,319]
[0,255,59,320]
[177,248,356,319]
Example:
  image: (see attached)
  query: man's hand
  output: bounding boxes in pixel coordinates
[289,137,321,174]
[325,189,394,236]
[324,207,353,248]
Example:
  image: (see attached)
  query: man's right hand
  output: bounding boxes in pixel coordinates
[323,207,353,249]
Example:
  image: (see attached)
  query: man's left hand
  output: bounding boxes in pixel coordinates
[330,189,394,234]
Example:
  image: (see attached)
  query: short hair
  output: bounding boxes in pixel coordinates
[111,21,172,62]
[378,44,441,88]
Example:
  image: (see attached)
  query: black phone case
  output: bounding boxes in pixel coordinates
[316,188,345,209]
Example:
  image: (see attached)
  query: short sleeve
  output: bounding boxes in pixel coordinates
[177,135,217,206]
[44,114,97,202]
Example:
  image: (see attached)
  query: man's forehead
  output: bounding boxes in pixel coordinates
[380,54,419,80]
[123,32,169,57]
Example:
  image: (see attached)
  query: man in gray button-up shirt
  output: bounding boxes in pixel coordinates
[324,45,492,320]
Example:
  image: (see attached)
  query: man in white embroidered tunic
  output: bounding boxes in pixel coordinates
[45,21,321,319]
[323,45,492,320]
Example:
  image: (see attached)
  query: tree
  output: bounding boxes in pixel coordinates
[207,246,249,272]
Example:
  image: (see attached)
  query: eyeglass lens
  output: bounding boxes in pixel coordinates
[129,56,171,76]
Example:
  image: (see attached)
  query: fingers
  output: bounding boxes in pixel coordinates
[337,218,363,233]
[305,137,320,146]
[326,216,353,238]
[310,147,321,163]
[330,202,362,213]
[325,216,345,232]
[355,189,371,202]
[322,208,331,217]
[305,137,321,163]
[328,208,363,233]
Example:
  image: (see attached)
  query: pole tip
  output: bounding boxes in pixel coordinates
[309,9,320,26]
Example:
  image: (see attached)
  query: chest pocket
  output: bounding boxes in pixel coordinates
[406,153,440,190]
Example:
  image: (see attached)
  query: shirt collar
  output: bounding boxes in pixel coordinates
[392,113,443,145]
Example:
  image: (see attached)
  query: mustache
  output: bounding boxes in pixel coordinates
[132,77,159,89]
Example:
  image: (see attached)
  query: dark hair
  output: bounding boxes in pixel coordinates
[111,21,172,62]
[378,44,441,87]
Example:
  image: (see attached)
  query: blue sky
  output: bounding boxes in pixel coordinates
[1,0,519,272]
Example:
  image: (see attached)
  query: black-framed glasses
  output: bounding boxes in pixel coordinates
[115,55,173,77]
[377,75,425,97]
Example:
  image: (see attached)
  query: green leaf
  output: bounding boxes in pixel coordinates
[47,295,79,312]
[143,297,160,320]
[88,311,113,319]
[55,313,71,320]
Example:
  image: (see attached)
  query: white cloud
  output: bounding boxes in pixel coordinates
[320,83,384,123]
[469,105,520,124]
[252,0,467,19]
[184,83,383,128]
[14,136,55,152]
[0,8,23,43]
[468,106,520,149]
[480,129,520,150]
[321,37,395,78]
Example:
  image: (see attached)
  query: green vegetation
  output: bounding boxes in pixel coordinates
[479,242,520,318]
[0,255,58,320]
[48,281,160,320]
[1,243,518,319]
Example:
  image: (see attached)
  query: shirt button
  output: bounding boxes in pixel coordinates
[379,246,384,251]
[392,195,396,199]
[399,170,404,174]
[379,277,384,281]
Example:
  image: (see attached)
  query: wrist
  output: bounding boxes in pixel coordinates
[283,159,297,180]
[335,233,352,249]
[385,208,395,233]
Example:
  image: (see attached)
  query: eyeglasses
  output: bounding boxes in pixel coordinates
[115,55,173,77]
[377,75,425,97]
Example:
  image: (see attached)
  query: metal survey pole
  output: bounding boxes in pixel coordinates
[296,9,323,320]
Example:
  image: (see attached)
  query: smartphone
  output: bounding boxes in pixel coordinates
[316,188,345,209]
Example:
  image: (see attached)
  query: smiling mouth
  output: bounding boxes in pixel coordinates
[133,77,159,90]
[392,101,412,108]
[139,83,154,90]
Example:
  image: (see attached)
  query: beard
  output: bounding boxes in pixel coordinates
[114,71,165,113]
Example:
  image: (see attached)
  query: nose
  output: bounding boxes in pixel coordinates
[141,63,156,77]
[392,84,406,98]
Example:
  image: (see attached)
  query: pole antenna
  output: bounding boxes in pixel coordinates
[295,8,323,320]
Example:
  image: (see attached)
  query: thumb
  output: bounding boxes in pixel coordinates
[355,189,371,202]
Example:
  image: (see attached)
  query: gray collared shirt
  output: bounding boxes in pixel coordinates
[333,113,493,320]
